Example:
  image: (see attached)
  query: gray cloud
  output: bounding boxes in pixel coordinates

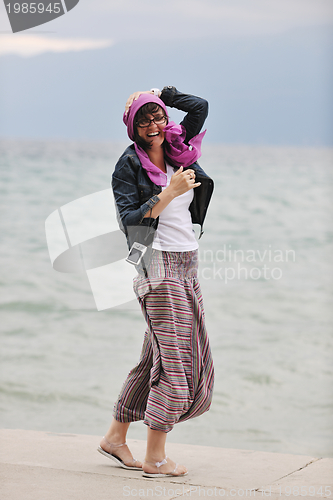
[80,0,333,38]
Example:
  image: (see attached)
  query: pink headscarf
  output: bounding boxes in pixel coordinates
[123,94,206,186]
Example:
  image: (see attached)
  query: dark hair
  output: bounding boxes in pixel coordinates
[133,102,168,150]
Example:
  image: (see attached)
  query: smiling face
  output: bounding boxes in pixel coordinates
[133,103,168,151]
[137,112,167,148]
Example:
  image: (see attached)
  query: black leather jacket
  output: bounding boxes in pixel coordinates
[112,86,214,257]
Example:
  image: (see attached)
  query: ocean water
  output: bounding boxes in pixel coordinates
[1,139,332,458]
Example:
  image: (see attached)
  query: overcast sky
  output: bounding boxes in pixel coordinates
[1,0,332,145]
[1,0,333,56]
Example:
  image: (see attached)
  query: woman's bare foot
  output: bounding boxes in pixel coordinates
[143,455,187,476]
[99,436,142,469]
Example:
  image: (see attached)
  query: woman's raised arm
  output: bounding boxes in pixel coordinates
[159,86,208,143]
[123,87,208,144]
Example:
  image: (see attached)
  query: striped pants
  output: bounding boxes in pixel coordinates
[113,249,214,433]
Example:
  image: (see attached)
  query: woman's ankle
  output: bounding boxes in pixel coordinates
[144,453,166,464]
[103,434,126,445]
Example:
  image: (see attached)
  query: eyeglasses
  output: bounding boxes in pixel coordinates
[136,115,167,128]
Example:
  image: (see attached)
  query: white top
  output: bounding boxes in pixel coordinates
[152,164,199,252]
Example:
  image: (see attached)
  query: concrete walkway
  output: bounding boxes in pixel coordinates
[0,429,332,500]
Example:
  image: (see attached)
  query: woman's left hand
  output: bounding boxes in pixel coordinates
[125,91,155,115]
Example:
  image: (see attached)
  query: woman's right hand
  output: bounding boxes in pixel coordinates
[125,90,154,115]
[168,166,201,198]
[143,167,201,220]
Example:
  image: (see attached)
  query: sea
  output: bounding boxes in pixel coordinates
[1,139,332,458]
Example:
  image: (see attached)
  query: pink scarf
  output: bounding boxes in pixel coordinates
[123,94,206,187]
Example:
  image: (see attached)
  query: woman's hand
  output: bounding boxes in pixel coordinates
[143,167,201,219]
[168,166,201,198]
[125,90,157,115]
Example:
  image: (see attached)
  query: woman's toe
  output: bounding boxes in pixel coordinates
[133,459,143,468]
[176,464,188,475]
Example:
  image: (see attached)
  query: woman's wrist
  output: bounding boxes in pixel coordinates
[163,184,177,200]
[150,88,161,97]
[160,86,176,107]
[143,186,176,219]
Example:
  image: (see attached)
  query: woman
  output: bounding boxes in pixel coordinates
[98,86,214,478]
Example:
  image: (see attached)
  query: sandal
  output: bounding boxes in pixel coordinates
[97,436,142,470]
[142,456,188,478]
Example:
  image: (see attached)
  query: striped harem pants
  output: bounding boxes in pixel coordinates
[113,249,214,433]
